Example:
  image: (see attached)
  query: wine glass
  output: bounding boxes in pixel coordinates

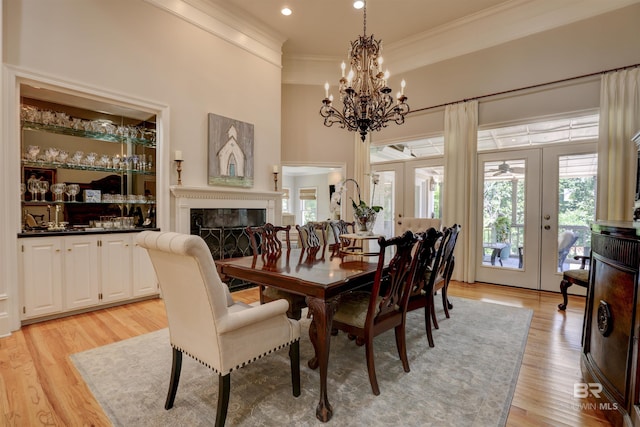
[72,151,84,165]
[51,183,66,201]
[45,147,59,163]
[57,150,69,165]
[86,152,97,166]
[27,145,40,161]
[66,184,80,202]
[27,177,40,201]
[112,155,121,170]
[38,180,49,202]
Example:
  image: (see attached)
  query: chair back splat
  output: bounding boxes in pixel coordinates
[136,231,301,426]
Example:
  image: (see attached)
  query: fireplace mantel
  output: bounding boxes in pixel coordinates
[170,185,282,234]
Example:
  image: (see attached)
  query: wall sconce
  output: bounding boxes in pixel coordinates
[175,150,183,185]
[272,165,279,191]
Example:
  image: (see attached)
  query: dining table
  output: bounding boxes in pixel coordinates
[216,246,380,422]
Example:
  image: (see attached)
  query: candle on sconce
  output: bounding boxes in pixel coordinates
[273,165,279,173]
[324,82,330,99]
[175,150,183,161]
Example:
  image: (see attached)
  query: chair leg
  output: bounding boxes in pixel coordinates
[259,285,266,305]
[164,348,182,410]
[442,286,451,318]
[289,341,301,397]
[364,335,380,395]
[215,374,230,427]
[394,323,410,373]
[425,294,435,348]
[431,298,439,330]
[558,278,572,310]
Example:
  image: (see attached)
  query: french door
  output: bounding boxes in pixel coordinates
[370,163,404,238]
[475,144,596,290]
[371,159,445,238]
[476,150,541,289]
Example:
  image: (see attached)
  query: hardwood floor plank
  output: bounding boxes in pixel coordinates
[0,283,614,426]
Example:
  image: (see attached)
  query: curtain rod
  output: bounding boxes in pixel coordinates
[409,63,640,115]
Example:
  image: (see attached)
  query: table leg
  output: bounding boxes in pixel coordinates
[306,295,339,422]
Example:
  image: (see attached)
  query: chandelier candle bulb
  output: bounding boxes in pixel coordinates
[324,82,329,98]
[341,61,346,77]
[401,79,406,95]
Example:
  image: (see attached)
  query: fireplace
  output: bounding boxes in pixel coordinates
[171,185,282,291]
[191,208,265,259]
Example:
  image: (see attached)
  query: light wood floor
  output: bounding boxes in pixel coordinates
[0,282,612,426]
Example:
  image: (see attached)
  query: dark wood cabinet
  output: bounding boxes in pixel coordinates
[582,221,640,426]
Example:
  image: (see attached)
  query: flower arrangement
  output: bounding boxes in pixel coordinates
[331,175,383,234]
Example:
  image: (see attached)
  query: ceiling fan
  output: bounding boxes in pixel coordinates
[487,161,525,176]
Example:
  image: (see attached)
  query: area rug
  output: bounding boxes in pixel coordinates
[71,297,532,426]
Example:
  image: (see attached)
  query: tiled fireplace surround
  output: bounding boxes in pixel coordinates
[170,185,281,290]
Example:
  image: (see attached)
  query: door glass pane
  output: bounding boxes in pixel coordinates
[557,153,597,272]
[371,171,395,238]
[414,166,443,219]
[482,160,525,269]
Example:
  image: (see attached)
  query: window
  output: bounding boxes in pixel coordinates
[299,187,317,223]
[282,188,290,213]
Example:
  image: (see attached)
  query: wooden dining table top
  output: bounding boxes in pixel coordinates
[215,247,380,299]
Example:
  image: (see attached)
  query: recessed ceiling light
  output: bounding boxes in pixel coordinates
[281,7,292,16]
[353,1,364,9]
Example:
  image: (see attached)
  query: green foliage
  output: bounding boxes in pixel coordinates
[493,215,510,243]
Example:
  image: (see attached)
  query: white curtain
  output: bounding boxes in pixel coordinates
[443,101,478,283]
[596,68,640,221]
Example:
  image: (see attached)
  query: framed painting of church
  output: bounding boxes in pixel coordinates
[208,112,254,187]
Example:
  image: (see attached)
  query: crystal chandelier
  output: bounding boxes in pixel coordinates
[320,1,409,142]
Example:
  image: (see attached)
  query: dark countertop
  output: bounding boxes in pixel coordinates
[18,227,160,238]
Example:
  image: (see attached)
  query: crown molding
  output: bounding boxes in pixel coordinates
[284,0,640,85]
[145,0,284,68]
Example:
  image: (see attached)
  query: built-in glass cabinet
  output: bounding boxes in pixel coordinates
[19,84,157,233]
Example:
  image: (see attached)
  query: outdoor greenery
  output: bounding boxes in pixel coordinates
[483,175,596,253]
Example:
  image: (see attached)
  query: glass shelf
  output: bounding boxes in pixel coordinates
[23,200,156,206]
[22,121,156,148]
[21,160,156,176]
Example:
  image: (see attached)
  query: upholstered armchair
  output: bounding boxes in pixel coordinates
[136,231,301,427]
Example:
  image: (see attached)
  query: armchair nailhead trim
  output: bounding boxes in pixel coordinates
[171,338,300,375]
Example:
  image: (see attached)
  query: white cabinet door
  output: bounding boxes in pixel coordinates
[100,234,132,303]
[21,238,63,318]
[132,235,158,297]
[64,235,100,310]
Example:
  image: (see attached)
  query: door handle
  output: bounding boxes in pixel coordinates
[544,214,550,220]
[544,225,551,230]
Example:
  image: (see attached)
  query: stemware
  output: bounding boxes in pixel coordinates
[86,152,97,166]
[27,145,40,161]
[112,155,121,170]
[27,176,40,201]
[57,150,69,164]
[51,183,67,201]
[38,180,49,202]
[45,147,60,163]
[20,183,26,201]
[72,151,84,165]
[66,184,80,202]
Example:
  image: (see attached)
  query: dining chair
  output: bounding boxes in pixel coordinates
[328,219,358,257]
[296,222,327,249]
[247,223,307,320]
[331,230,418,395]
[558,230,578,271]
[558,253,590,310]
[406,224,461,347]
[136,231,300,427]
